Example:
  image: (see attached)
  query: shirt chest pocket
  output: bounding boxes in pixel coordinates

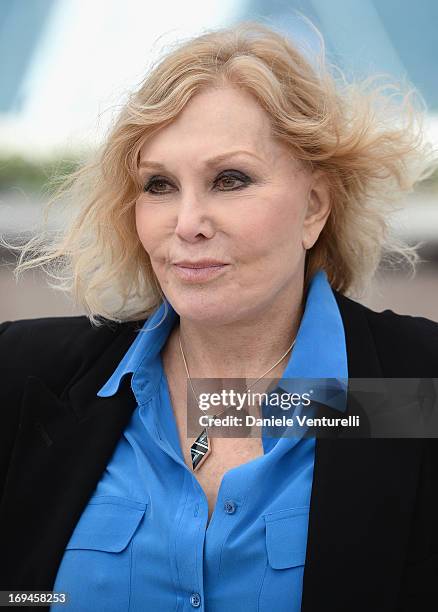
[52,496,147,612]
[258,507,310,612]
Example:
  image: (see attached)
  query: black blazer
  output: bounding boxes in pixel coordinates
[1,290,438,612]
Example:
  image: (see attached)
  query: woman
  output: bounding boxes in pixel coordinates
[1,20,437,612]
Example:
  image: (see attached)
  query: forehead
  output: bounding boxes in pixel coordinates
[139,86,284,165]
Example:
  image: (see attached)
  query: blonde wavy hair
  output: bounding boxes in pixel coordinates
[5,20,437,325]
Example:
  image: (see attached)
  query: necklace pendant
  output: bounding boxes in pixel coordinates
[190,428,211,471]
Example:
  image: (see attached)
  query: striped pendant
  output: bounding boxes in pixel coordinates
[190,428,211,471]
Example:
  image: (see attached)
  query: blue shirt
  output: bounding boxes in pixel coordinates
[51,269,348,612]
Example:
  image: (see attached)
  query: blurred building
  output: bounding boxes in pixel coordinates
[243,0,438,111]
[0,0,56,114]
[0,0,241,157]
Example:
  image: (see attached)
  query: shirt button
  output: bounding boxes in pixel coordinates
[224,499,237,514]
[190,592,201,608]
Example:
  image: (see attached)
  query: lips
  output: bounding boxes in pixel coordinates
[172,261,229,282]
[173,260,228,269]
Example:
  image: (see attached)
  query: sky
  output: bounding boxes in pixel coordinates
[0,0,243,158]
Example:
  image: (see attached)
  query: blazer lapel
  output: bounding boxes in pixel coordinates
[301,291,423,611]
[0,324,140,591]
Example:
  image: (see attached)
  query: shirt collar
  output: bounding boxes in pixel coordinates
[97,269,348,411]
[97,298,178,398]
[276,269,348,412]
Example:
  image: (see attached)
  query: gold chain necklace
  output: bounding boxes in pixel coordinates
[178,330,297,471]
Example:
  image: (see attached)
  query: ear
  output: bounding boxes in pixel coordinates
[302,170,331,250]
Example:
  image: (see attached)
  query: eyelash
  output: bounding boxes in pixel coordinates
[142,171,251,195]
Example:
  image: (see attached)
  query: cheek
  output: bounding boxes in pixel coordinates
[248,196,303,256]
[135,202,147,245]
[134,201,165,254]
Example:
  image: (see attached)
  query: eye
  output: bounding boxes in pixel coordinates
[142,170,251,195]
[142,176,171,194]
[215,171,250,191]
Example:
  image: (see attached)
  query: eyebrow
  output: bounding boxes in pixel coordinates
[138,150,264,170]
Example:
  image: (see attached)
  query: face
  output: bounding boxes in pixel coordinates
[135,85,330,324]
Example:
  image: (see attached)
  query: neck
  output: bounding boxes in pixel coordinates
[172,280,306,381]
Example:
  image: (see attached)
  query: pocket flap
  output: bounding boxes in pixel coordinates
[264,506,309,569]
[66,496,147,553]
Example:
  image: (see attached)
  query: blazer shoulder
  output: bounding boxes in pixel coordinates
[364,302,438,353]
[0,315,120,359]
[0,315,96,338]
[335,291,438,375]
[0,315,144,394]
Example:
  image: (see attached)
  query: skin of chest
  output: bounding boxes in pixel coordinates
[161,326,289,520]
[165,373,265,520]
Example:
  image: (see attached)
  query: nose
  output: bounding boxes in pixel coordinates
[174,193,215,242]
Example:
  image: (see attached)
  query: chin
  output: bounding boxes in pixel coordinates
[169,292,241,324]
